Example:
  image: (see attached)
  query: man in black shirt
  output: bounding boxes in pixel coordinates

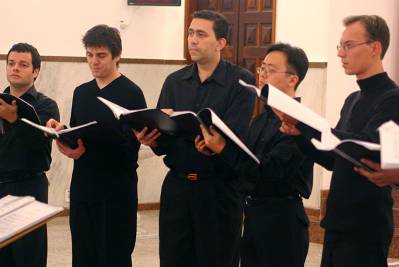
[0,43,59,267]
[281,15,399,266]
[135,10,255,267]
[199,43,313,267]
[47,25,146,267]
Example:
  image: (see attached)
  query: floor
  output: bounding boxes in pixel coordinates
[46,210,398,267]
[47,210,322,267]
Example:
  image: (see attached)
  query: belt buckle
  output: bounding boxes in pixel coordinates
[245,195,252,206]
[187,173,199,181]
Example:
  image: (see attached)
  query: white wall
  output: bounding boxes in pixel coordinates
[275,0,329,62]
[0,0,185,59]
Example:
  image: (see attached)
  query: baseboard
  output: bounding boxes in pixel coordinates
[59,202,160,216]
[138,202,160,211]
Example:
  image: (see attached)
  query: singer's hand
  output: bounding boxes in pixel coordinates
[0,99,18,123]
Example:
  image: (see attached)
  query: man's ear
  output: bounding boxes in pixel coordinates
[288,75,299,90]
[114,52,122,63]
[371,41,383,59]
[216,38,227,51]
[33,68,40,79]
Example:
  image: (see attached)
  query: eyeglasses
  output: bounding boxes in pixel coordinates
[256,66,294,75]
[336,41,373,51]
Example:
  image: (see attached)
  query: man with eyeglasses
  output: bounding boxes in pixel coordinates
[281,15,399,266]
[198,42,313,267]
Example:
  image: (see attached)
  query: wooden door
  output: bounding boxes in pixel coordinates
[185,0,275,73]
[185,0,276,116]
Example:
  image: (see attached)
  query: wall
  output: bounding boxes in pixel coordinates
[0,0,185,59]
[275,0,329,62]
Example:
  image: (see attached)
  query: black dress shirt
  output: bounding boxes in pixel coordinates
[220,107,313,198]
[0,86,59,176]
[154,59,255,177]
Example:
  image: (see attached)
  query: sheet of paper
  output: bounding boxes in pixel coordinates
[97,97,129,119]
[209,109,260,164]
[0,195,35,218]
[239,79,331,134]
[311,137,381,151]
[379,121,399,169]
[0,201,63,242]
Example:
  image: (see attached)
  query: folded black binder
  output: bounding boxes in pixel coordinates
[0,93,40,124]
[333,141,380,172]
[20,118,99,149]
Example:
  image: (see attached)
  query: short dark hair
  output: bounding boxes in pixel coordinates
[82,24,122,59]
[7,43,41,71]
[266,42,309,89]
[192,10,229,41]
[343,15,390,59]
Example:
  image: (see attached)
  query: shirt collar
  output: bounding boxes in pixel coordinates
[3,85,38,101]
[181,59,227,86]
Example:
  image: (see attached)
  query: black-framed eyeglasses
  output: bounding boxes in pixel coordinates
[336,41,373,51]
[256,66,294,75]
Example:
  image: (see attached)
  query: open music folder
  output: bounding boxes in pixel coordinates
[20,118,99,149]
[98,97,260,164]
[0,93,40,124]
[238,79,394,170]
[0,195,63,248]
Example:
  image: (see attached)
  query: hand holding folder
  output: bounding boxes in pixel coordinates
[21,118,98,149]
[0,93,40,124]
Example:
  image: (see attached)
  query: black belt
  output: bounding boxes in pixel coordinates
[244,194,301,207]
[0,172,44,184]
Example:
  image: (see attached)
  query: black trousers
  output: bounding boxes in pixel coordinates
[241,196,309,267]
[0,174,48,267]
[321,230,391,267]
[159,171,242,267]
[69,196,137,267]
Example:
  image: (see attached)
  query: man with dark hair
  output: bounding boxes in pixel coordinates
[134,9,255,267]
[281,15,399,266]
[0,43,59,267]
[199,42,313,267]
[47,24,146,267]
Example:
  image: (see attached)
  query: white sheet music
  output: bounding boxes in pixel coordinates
[379,121,399,169]
[0,195,35,218]
[0,196,63,243]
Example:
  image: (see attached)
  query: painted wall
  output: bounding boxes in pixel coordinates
[0,0,185,59]
[275,0,329,62]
